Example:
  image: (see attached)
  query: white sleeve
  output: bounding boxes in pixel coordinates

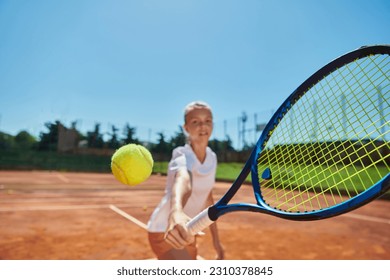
[168,148,187,173]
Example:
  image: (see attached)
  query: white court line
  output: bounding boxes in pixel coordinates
[109,205,206,260]
[0,204,108,211]
[0,204,134,212]
[55,172,70,183]
[109,205,206,235]
[109,204,148,230]
[344,213,390,225]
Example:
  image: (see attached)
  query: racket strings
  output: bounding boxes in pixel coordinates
[261,120,389,211]
[273,96,389,210]
[287,140,388,211]
[264,97,376,198]
[288,71,386,208]
[258,53,390,213]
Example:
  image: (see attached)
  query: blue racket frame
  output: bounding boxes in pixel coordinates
[208,45,390,222]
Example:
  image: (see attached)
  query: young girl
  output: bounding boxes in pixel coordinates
[147,101,224,260]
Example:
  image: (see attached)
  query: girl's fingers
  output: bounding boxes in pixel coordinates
[165,225,194,249]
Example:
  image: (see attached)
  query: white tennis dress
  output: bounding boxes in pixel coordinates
[147,144,217,232]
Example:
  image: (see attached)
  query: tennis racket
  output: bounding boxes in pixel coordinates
[188,45,390,235]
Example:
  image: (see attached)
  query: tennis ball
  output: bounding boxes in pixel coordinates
[111,143,154,186]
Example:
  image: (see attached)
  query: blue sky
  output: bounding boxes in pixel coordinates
[0,0,389,148]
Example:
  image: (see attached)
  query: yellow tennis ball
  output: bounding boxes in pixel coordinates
[111,143,154,186]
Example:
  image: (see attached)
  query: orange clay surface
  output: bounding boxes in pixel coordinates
[0,171,389,260]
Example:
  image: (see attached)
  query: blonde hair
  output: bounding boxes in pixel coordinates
[184,101,213,123]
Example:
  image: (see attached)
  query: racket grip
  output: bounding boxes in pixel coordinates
[187,208,214,236]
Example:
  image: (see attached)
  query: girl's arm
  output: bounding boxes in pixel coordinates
[164,168,194,249]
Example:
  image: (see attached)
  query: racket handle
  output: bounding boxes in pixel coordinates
[187,208,214,236]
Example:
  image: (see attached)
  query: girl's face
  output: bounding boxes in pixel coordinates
[184,107,213,146]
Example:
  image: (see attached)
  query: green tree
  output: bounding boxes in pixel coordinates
[87,123,104,148]
[107,125,120,149]
[209,136,236,162]
[122,123,139,144]
[0,131,15,150]
[152,132,170,158]
[170,126,186,149]
[14,130,37,150]
[38,121,60,151]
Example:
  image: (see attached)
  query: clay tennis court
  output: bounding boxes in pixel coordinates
[0,170,389,260]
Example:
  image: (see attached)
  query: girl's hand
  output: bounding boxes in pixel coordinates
[165,210,194,249]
